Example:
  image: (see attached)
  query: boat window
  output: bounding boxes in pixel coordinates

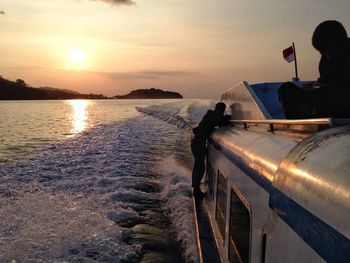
[216,170,227,239]
[229,186,251,263]
[207,162,215,198]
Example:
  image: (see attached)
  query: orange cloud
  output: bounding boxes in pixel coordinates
[92,0,135,5]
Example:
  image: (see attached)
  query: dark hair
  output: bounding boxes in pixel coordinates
[312,20,348,53]
[215,102,226,112]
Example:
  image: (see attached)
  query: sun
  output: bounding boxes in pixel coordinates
[69,48,86,64]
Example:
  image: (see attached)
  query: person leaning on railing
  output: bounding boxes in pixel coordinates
[191,102,231,200]
[279,20,350,119]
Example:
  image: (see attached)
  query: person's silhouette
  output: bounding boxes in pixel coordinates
[279,20,350,119]
[191,102,231,199]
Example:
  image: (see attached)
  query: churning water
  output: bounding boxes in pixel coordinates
[0,99,214,263]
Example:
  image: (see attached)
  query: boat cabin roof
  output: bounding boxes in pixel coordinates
[221,81,350,137]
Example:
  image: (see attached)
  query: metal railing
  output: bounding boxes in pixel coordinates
[227,118,350,137]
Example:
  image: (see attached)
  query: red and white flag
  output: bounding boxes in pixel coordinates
[283,46,295,63]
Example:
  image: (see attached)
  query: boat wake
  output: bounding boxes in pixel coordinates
[157,156,197,261]
[0,114,194,262]
[136,100,215,131]
[0,100,213,262]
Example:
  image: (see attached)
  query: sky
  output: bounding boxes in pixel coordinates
[1,0,350,99]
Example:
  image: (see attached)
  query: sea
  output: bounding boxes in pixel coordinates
[0,99,215,263]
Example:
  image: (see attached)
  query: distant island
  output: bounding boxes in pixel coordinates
[0,76,106,100]
[114,88,183,99]
[0,76,183,100]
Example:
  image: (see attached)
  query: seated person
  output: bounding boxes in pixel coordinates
[191,102,231,200]
[279,20,350,119]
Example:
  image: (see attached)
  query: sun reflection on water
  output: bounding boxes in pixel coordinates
[68,100,89,135]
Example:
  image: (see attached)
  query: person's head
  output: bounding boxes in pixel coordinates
[312,20,348,60]
[215,102,226,114]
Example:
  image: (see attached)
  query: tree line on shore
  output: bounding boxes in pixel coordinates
[0,76,183,100]
[0,76,106,100]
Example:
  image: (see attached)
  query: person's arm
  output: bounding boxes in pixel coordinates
[302,81,318,91]
[218,114,231,127]
[318,55,333,88]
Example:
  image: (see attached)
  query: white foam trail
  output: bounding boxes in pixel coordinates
[136,100,218,263]
[136,106,191,131]
[0,191,142,263]
[1,100,216,262]
[156,156,198,262]
[0,116,184,262]
[136,99,216,129]
[107,207,144,228]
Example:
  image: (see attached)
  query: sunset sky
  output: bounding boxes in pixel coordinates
[1,0,350,98]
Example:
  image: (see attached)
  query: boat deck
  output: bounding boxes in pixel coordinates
[193,197,221,263]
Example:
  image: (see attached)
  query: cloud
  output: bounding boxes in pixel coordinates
[0,11,5,15]
[101,70,198,80]
[66,69,198,79]
[0,65,43,72]
[92,0,136,6]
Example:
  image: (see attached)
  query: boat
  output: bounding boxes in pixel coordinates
[193,81,350,263]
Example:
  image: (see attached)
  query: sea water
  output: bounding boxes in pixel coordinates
[0,99,214,263]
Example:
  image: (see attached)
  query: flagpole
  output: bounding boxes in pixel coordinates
[292,42,299,81]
